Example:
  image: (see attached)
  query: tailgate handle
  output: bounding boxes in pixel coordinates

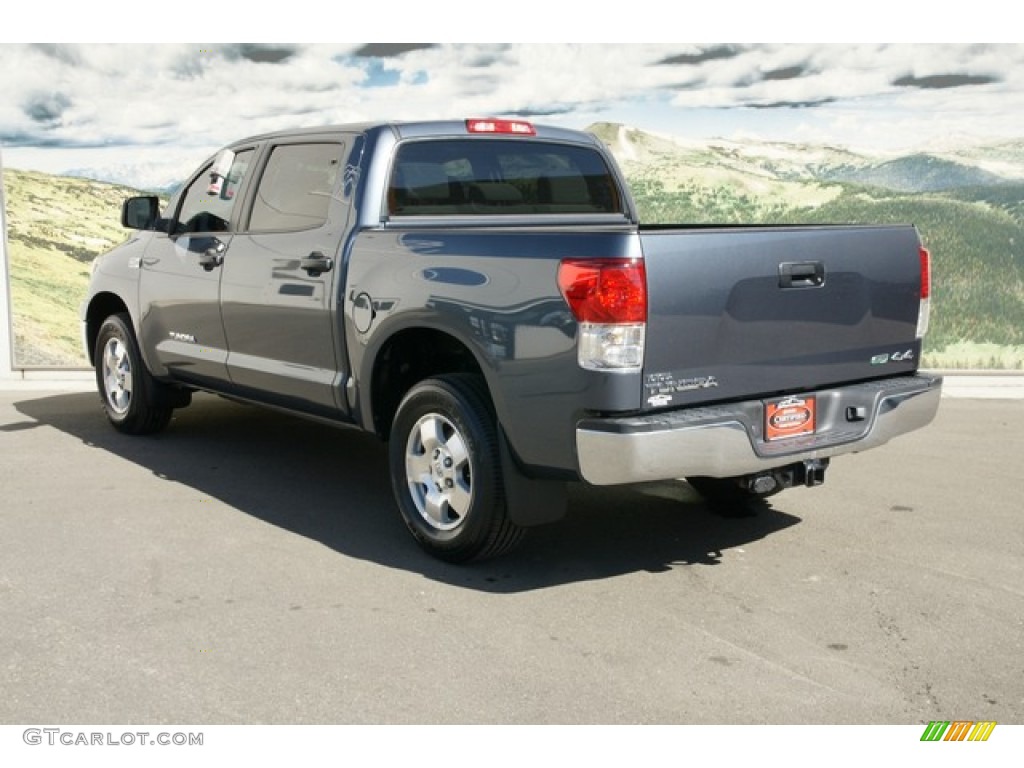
[779,261,825,289]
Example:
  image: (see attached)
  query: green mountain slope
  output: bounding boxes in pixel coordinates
[824,154,1010,192]
[4,129,1024,369]
[775,190,1024,350]
[3,169,139,366]
[625,180,1024,353]
[591,123,1024,365]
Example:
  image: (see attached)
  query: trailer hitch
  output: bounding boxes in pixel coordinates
[795,458,829,487]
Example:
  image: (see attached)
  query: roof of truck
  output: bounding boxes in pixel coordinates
[228,119,599,147]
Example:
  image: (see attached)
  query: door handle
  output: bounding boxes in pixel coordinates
[199,241,225,271]
[300,251,334,277]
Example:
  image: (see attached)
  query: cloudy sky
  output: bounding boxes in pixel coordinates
[2,42,1023,189]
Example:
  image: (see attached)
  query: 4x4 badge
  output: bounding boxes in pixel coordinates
[872,349,914,365]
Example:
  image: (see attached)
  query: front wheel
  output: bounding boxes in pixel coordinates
[388,374,524,563]
[94,313,174,435]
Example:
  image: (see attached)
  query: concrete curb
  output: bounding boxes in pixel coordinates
[1,370,94,391]
[933,374,1024,400]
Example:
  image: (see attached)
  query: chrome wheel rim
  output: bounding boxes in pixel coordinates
[405,413,473,531]
[101,337,133,415]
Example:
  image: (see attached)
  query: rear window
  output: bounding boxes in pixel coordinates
[388,139,623,217]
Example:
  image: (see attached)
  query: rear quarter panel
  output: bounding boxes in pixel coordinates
[345,226,642,473]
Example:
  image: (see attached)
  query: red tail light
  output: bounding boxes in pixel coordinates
[919,246,931,300]
[466,118,536,136]
[557,259,647,324]
[917,245,932,338]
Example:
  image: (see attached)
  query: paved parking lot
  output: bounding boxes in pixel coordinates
[1,389,1021,724]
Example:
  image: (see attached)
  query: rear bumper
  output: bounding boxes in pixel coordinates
[576,374,942,485]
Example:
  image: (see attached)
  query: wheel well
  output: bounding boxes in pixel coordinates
[84,293,130,365]
[371,328,484,439]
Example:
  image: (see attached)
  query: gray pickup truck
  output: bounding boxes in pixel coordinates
[81,118,942,561]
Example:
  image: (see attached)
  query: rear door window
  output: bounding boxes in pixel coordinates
[248,143,345,232]
[388,139,622,217]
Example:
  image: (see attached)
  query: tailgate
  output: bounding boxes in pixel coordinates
[639,225,924,410]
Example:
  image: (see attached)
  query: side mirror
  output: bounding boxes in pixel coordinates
[121,196,160,230]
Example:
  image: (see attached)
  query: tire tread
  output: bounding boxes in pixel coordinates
[389,373,525,563]
[95,313,174,436]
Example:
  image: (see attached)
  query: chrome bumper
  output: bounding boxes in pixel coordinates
[576,374,943,485]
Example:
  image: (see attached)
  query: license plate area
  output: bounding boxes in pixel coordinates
[764,395,817,441]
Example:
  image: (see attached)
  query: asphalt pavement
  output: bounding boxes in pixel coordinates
[1,387,1021,724]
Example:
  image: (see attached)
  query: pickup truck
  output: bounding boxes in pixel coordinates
[81,118,942,562]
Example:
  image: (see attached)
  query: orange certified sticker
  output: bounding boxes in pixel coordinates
[765,396,816,441]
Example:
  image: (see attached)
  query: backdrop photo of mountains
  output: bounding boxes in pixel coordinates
[4,121,1024,369]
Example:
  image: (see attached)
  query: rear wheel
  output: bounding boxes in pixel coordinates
[388,374,524,562]
[94,313,174,435]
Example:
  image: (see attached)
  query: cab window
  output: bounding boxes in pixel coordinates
[174,149,254,235]
[248,143,345,232]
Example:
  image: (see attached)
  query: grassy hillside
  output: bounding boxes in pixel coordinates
[623,181,1024,359]
[776,190,1024,352]
[3,169,139,366]
[593,124,1024,368]
[4,131,1024,369]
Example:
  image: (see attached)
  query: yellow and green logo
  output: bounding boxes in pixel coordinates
[921,721,996,742]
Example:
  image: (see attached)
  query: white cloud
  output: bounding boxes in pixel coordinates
[3,43,1024,186]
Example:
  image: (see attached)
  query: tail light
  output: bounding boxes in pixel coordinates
[558,259,646,371]
[917,246,931,338]
[466,118,536,136]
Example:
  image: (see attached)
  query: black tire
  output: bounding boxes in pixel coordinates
[94,313,174,435]
[388,374,524,563]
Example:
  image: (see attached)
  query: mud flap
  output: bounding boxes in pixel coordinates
[499,426,567,527]
[150,382,192,410]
